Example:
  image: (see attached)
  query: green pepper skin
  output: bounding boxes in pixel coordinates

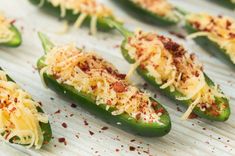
[114,0,180,26]
[185,23,235,69]
[36,33,171,137]
[28,0,119,31]
[121,39,230,121]
[0,67,52,146]
[210,0,235,9]
[0,25,22,47]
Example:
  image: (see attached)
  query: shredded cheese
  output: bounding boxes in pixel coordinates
[124,30,226,119]
[41,44,164,124]
[186,13,235,63]
[47,0,113,34]
[132,0,180,22]
[0,70,48,149]
[0,13,14,43]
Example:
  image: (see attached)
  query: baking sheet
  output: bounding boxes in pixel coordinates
[0,0,234,155]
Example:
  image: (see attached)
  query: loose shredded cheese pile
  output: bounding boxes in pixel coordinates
[186,13,235,63]
[0,13,14,43]
[40,0,113,35]
[0,70,48,149]
[41,44,164,124]
[132,0,180,22]
[125,30,226,119]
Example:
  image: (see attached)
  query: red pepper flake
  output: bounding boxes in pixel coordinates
[129,146,136,151]
[188,113,198,119]
[58,137,67,145]
[70,113,74,117]
[10,19,16,24]
[169,31,186,39]
[101,126,109,130]
[61,122,67,128]
[176,106,182,112]
[84,120,89,126]
[151,101,158,107]
[71,103,77,108]
[202,127,206,130]
[89,131,94,136]
[38,101,43,106]
[130,139,135,142]
[112,82,126,93]
[75,134,79,139]
[155,108,164,114]
[54,109,61,114]
[115,149,120,152]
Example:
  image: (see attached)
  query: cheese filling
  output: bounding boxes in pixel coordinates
[0,70,48,149]
[132,0,180,22]
[0,14,14,43]
[42,44,164,124]
[124,30,226,119]
[186,13,235,63]
[40,0,113,34]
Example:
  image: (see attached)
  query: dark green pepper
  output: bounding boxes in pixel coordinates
[36,32,171,137]
[28,0,121,32]
[0,24,22,47]
[113,0,183,26]
[0,67,52,147]
[210,0,235,10]
[105,19,230,121]
[185,22,235,69]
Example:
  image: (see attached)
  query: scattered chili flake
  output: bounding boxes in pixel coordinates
[169,31,185,39]
[10,19,16,24]
[62,122,67,128]
[176,106,182,112]
[38,101,42,106]
[112,82,126,93]
[130,139,135,142]
[188,113,198,119]
[129,146,136,151]
[101,126,109,130]
[71,103,77,108]
[54,109,61,114]
[155,108,164,114]
[115,149,120,152]
[84,120,89,126]
[202,128,206,130]
[75,134,79,139]
[89,131,94,136]
[58,137,67,145]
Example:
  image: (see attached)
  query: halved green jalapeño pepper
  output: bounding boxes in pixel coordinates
[114,0,184,26]
[29,0,121,32]
[104,19,230,121]
[36,32,171,137]
[0,67,52,147]
[0,24,22,47]
[185,22,235,69]
[210,0,235,10]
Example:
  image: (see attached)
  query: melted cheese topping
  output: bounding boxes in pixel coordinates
[0,70,48,149]
[132,0,180,22]
[186,13,235,63]
[0,14,14,43]
[125,30,226,119]
[42,44,164,124]
[40,0,113,34]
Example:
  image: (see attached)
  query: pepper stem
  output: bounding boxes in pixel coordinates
[38,32,54,54]
[103,17,133,38]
